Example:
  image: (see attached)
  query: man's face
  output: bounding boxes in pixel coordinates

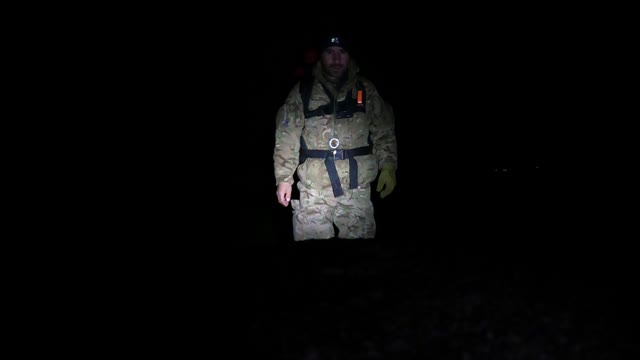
[321,46,350,80]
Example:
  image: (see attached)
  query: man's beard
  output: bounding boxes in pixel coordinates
[326,64,346,80]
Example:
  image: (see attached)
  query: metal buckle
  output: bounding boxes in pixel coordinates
[332,150,344,160]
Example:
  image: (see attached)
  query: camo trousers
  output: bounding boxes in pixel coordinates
[291,184,375,240]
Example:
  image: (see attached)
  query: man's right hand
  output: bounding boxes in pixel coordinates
[276,182,292,207]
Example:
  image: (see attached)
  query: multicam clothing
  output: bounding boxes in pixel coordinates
[274,61,397,240]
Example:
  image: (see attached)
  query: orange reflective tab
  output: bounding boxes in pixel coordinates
[357,90,363,104]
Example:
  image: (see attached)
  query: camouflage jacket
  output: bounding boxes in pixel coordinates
[273,61,397,190]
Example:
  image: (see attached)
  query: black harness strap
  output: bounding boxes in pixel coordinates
[300,137,371,197]
[298,77,370,197]
[300,78,366,119]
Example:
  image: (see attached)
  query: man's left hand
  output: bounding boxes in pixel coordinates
[376,165,396,199]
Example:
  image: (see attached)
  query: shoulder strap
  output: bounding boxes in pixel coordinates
[300,77,367,119]
[299,76,315,116]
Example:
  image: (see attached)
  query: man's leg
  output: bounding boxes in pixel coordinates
[334,187,376,239]
[292,186,336,240]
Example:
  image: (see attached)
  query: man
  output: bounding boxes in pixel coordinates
[274,34,397,240]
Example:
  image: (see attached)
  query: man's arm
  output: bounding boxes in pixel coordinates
[273,85,305,206]
[369,90,398,171]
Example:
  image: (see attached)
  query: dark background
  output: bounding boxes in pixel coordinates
[210,16,588,245]
[109,9,634,358]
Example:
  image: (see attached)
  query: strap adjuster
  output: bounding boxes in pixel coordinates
[331,150,345,160]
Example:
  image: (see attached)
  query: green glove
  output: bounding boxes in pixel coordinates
[376,165,396,199]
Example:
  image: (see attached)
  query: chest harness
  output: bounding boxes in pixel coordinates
[299,77,372,197]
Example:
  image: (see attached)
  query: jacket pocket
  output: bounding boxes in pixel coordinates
[355,154,378,187]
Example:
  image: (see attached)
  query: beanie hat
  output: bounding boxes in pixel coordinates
[319,34,350,52]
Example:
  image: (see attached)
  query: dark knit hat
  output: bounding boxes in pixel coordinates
[319,34,350,52]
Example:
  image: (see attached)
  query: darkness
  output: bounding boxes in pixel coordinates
[107,9,635,358]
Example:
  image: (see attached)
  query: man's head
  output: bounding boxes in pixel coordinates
[319,35,351,81]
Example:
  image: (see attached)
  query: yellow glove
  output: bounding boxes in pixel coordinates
[376,165,396,199]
